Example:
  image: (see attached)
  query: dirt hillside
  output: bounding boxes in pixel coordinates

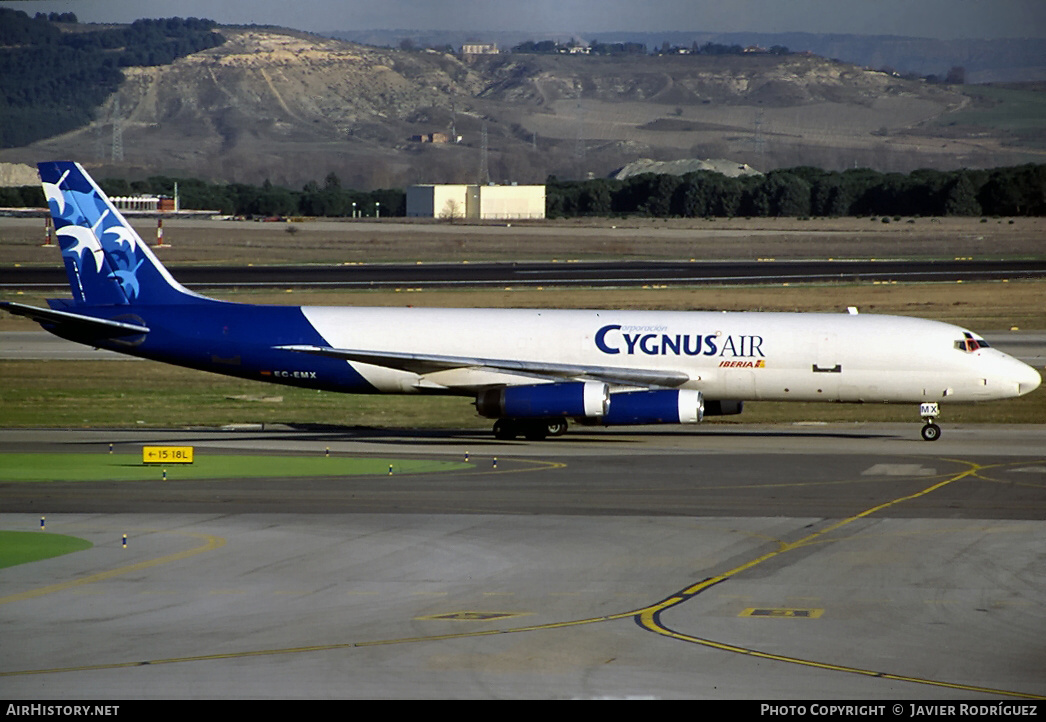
[3,27,1041,189]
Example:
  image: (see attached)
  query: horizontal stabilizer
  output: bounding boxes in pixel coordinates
[1,301,150,337]
[275,343,690,388]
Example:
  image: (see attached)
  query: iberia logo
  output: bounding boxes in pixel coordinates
[719,360,766,368]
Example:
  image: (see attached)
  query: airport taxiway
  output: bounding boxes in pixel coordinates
[1,426,1044,699]
[5,258,1046,289]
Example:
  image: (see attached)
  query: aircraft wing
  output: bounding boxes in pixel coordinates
[1,301,150,337]
[275,344,690,389]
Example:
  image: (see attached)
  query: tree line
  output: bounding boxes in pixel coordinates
[88,173,406,217]
[510,38,790,56]
[0,172,406,217]
[0,10,224,148]
[547,165,1046,218]
[2,164,1043,219]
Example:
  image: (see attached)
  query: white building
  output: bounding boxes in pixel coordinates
[110,195,178,212]
[461,43,498,56]
[406,184,469,219]
[407,184,545,220]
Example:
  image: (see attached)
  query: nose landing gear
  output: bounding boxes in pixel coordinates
[919,402,941,441]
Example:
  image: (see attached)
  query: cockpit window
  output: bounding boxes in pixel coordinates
[954,332,990,353]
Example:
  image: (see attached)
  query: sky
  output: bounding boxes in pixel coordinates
[2,0,1045,39]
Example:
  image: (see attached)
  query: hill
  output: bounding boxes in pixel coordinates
[2,24,1044,189]
[335,29,1046,84]
[0,11,224,148]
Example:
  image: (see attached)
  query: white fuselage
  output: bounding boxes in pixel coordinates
[300,307,1041,403]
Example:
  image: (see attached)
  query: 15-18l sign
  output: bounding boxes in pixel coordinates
[142,446,194,464]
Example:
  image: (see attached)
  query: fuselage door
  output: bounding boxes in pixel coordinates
[811,332,841,400]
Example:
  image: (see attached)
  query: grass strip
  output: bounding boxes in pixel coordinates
[0,453,471,482]
[1,359,1042,427]
[0,531,93,569]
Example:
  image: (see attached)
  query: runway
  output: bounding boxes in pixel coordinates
[4,258,1046,290]
[1,426,1044,699]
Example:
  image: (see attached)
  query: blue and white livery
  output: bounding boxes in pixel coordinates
[3,161,1040,441]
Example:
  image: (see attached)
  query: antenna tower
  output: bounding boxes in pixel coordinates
[110,96,124,162]
[478,120,490,185]
[573,99,586,178]
[751,110,765,169]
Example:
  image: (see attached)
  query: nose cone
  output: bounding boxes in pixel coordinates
[1016,362,1042,396]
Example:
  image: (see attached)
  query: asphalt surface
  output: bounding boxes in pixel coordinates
[4,258,1046,290]
[1,425,1044,700]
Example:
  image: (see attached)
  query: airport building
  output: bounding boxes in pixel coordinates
[406,184,545,220]
[110,195,177,212]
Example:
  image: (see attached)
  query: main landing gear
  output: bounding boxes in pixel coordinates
[919,402,941,441]
[492,418,568,441]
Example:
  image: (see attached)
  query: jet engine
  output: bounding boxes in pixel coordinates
[476,381,609,420]
[602,389,705,425]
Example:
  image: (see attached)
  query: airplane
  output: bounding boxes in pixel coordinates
[2,161,1041,441]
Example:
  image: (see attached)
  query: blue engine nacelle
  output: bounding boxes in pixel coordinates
[476,381,609,419]
[602,389,705,425]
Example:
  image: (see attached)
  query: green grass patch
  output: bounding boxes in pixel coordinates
[0,360,489,429]
[0,453,471,482]
[948,86,1046,138]
[0,358,1042,428]
[0,530,93,568]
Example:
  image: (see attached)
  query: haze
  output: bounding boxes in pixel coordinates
[1,0,1044,39]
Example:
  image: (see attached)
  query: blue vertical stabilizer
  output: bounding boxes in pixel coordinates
[38,161,209,307]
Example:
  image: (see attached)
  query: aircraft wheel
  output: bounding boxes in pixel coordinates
[523,421,549,441]
[546,419,568,437]
[920,423,942,442]
[493,419,517,441]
